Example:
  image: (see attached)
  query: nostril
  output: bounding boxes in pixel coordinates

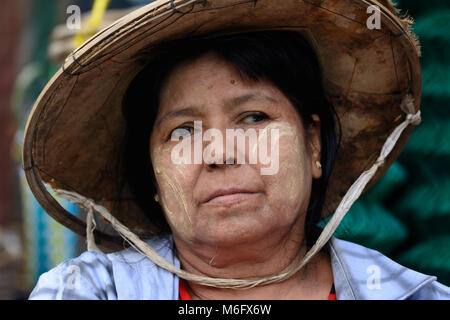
[205,159,218,167]
[205,157,236,167]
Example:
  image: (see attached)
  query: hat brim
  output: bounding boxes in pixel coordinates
[23,0,421,249]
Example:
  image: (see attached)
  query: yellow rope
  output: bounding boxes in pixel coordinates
[72,0,111,48]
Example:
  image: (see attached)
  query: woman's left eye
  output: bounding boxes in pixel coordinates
[241,112,269,124]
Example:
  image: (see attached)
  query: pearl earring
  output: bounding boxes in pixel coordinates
[315,160,322,169]
[154,194,159,202]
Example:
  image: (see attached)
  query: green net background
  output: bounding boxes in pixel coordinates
[321,0,450,286]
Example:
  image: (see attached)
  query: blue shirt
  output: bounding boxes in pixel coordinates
[29,236,450,300]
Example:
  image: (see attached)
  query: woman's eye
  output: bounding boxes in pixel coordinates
[241,112,269,124]
[170,126,194,139]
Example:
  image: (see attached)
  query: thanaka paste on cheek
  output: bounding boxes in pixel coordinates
[255,121,310,217]
[152,145,196,238]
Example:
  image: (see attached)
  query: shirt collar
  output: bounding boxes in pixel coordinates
[329,236,436,300]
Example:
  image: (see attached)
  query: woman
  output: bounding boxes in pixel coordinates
[24,0,449,299]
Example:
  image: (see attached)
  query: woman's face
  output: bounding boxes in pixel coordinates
[150,52,321,248]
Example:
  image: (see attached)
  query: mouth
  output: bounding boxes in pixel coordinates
[203,188,260,206]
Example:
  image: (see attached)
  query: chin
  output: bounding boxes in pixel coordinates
[192,215,281,248]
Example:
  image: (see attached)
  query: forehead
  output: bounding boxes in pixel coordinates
[157,52,289,115]
[159,52,242,102]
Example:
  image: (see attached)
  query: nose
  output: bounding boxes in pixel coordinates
[205,156,237,168]
[202,125,241,171]
[204,143,240,170]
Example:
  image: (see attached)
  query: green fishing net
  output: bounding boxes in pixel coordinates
[324,2,450,286]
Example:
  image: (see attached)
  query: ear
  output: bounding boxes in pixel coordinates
[307,114,322,179]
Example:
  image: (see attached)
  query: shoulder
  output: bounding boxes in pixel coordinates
[29,250,117,300]
[329,237,450,300]
[106,235,174,264]
[29,234,179,300]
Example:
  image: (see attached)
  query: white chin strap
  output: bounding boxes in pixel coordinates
[55,94,421,289]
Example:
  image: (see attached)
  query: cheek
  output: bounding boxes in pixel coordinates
[151,144,198,237]
[259,122,312,220]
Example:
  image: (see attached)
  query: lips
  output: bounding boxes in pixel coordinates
[203,188,259,205]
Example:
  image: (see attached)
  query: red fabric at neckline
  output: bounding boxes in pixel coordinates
[179,277,192,300]
[178,279,337,300]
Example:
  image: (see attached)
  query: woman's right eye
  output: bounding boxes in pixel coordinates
[169,126,194,139]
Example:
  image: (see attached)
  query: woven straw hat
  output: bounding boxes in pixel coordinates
[23,0,422,254]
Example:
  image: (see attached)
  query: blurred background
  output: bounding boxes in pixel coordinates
[0,0,449,299]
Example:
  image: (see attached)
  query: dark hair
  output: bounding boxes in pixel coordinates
[121,30,341,248]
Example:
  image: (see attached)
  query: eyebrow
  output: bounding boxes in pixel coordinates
[156,107,203,129]
[156,92,278,128]
[224,92,278,110]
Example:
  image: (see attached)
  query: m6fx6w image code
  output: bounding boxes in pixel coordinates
[222,304,272,315]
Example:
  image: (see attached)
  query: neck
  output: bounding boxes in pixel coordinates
[173,224,333,299]
[181,249,333,300]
